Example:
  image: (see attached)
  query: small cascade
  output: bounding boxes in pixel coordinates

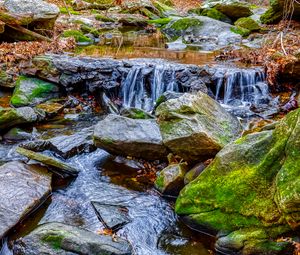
[121,64,178,112]
[211,67,277,118]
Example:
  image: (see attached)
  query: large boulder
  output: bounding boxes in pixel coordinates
[0,106,39,131]
[161,16,242,51]
[10,76,60,107]
[175,108,300,254]
[156,92,242,162]
[93,114,169,160]
[0,0,59,41]
[13,222,132,255]
[202,0,253,20]
[0,161,52,239]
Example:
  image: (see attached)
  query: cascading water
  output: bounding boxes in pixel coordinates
[119,61,277,118]
[121,64,178,112]
[211,67,278,118]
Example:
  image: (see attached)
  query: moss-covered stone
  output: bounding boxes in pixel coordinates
[94,14,116,22]
[162,17,203,40]
[234,17,260,32]
[11,76,60,107]
[175,108,300,254]
[148,17,172,26]
[260,7,282,24]
[189,7,232,23]
[231,26,251,37]
[155,163,189,195]
[156,92,242,162]
[62,29,93,43]
[80,24,100,37]
[59,7,80,15]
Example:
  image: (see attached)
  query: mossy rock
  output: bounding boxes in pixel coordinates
[175,108,300,254]
[62,29,93,43]
[80,24,100,37]
[234,17,260,32]
[189,7,232,23]
[155,163,189,195]
[260,7,282,24]
[153,0,177,16]
[10,76,60,107]
[94,14,116,22]
[59,7,80,15]
[203,0,253,20]
[162,17,203,40]
[231,26,251,37]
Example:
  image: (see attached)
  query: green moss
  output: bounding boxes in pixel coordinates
[59,7,80,15]
[230,26,250,37]
[62,30,93,43]
[189,7,232,23]
[94,14,116,22]
[148,17,172,26]
[260,8,282,24]
[171,18,203,31]
[234,17,260,31]
[80,24,100,36]
[42,234,64,250]
[11,76,59,107]
[153,0,176,16]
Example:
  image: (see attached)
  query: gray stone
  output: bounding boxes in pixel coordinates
[94,114,168,160]
[13,222,132,255]
[0,161,51,239]
[156,92,242,162]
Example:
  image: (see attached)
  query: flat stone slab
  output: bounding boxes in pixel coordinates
[0,161,52,239]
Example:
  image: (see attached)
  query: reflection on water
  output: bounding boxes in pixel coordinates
[75,31,216,65]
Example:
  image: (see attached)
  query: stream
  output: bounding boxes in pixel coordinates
[0,30,282,255]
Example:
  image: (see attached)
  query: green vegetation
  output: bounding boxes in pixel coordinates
[260,8,282,24]
[189,7,232,23]
[231,26,250,37]
[62,30,93,43]
[94,14,116,22]
[59,7,80,15]
[234,17,260,32]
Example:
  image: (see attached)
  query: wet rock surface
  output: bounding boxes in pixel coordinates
[156,91,242,162]
[0,161,52,239]
[94,114,169,160]
[176,108,300,254]
[13,222,133,255]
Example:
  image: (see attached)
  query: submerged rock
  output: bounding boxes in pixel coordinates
[0,161,51,239]
[156,92,242,162]
[155,163,189,196]
[92,202,131,231]
[94,114,168,160]
[175,108,300,254]
[13,222,132,255]
[10,76,60,107]
[16,147,79,177]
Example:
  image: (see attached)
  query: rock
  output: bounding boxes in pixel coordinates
[155,163,189,196]
[48,127,96,159]
[189,7,232,23]
[0,161,51,239]
[161,16,242,51]
[0,106,39,131]
[16,147,79,177]
[62,29,93,44]
[202,0,253,20]
[94,114,168,160]
[155,91,184,109]
[2,0,59,40]
[234,17,261,32]
[175,108,300,254]
[184,162,207,185]
[260,0,300,24]
[10,76,60,107]
[35,101,64,117]
[120,107,154,119]
[13,222,133,255]
[3,127,35,142]
[91,202,131,231]
[156,92,242,162]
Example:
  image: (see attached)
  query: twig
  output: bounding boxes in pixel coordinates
[280,31,287,55]
[7,24,52,42]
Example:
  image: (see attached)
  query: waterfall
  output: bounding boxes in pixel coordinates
[121,64,178,112]
[214,68,269,107]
